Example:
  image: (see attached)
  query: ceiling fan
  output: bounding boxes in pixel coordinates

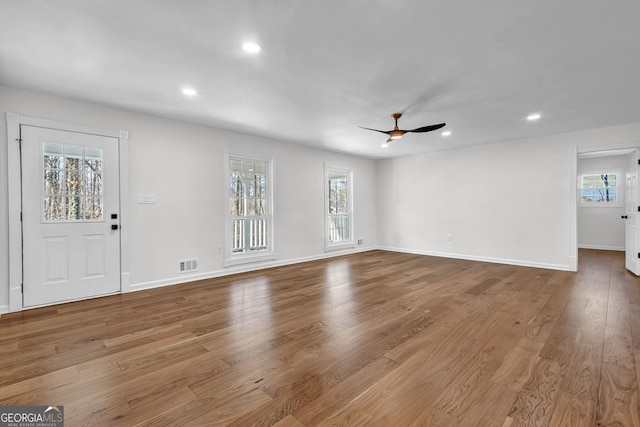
[359,113,446,143]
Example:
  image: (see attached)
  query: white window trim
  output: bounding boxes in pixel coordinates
[224,152,277,267]
[578,170,624,208]
[324,164,355,252]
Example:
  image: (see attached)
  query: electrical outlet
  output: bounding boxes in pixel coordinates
[217,245,222,254]
[447,234,453,241]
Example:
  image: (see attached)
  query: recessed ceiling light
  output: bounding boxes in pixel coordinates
[242,41,262,54]
[441,130,452,137]
[181,87,197,97]
[527,113,542,121]
[381,142,389,148]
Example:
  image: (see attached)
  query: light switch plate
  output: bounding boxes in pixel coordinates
[138,194,156,204]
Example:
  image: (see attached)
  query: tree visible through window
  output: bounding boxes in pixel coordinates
[580,173,617,204]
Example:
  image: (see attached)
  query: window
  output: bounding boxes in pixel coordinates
[579,173,620,206]
[225,154,275,266]
[325,166,353,250]
[42,143,103,222]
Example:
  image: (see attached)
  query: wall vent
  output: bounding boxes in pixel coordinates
[179,258,198,273]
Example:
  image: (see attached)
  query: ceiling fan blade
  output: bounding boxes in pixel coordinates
[408,123,446,133]
[358,126,391,135]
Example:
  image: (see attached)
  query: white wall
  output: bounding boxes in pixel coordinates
[577,155,626,250]
[377,124,640,270]
[0,85,378,311]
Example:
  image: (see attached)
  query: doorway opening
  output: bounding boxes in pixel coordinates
[573,146,639,275]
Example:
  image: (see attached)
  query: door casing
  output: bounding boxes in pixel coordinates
[573,142,640,274]
[6,113,130,312]
[625,149,640,274]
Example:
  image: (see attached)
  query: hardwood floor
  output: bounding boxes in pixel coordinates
[1,249,639,426]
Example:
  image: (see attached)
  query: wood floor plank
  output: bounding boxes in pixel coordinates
[188,354,292,404]
[317,406,372,427]
[547,391,595,427]
[431,347,502,417]
[0,366,79,403]
[560,343,602,401]
[135,399,208,427]
[596,362,640,427]
[455,380,518,427]
[506,358,566,427]
[407,406,457,427]
[186,388,274,426]
[603,325,636,370]
[523,306,564,344]
[345,350,439,416]
[631,303,640,351]
[1,249,639,426]
[273,415,306,427]
[577,314,605,347]
[492,338,544,392]
[291,356,400,425]
[606,298,631,331]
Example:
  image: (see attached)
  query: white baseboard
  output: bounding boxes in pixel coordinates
[129,245,375,292]
[0,304,9,315]
[377,246,573,272]
[578,244,624,251]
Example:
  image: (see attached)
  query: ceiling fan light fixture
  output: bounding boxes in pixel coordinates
[359,113,446,143]
[389,130,404,140]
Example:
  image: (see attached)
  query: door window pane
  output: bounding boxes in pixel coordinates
[43,196,64,221]
[43,143,63,168]
[43,170,64,195]
[84,197,103,220]
[42,143,104,222]
[65,196,83,220]
[66,170,82,195]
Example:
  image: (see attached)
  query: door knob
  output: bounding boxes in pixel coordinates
[621,215,628,219]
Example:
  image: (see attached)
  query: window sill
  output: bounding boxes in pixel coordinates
[224,252,277,267]
[578,203,623,208]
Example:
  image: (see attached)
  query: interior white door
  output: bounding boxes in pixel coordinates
[625,149,640,275]
[21,125,121,307]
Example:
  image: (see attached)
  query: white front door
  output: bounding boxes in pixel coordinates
[625,149,640,275]
[21,125,121,307]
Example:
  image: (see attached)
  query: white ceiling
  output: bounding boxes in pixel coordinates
[1,0,639,159]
